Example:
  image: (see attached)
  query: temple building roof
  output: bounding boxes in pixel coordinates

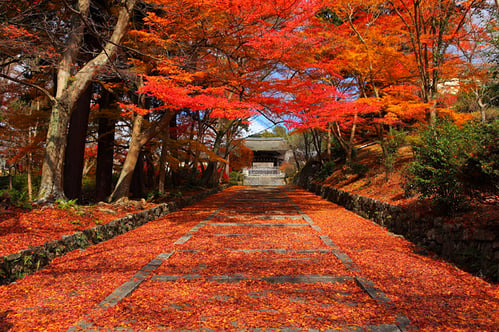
[244,137,289,152]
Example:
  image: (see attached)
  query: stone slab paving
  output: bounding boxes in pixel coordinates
[66,186,412,331]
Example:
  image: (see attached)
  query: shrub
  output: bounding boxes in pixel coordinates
[406,120,498,213]
[0,174,39,208]
[346,161,369,177]
[229,171,243,185]
[180,167,202,188]
[316,161,336,181]
[379,128,407,180]
[330,137,347,160]
[0,188,31,209]
[55,198,79,210]
[461,120,499,197]
[55,198,84,216]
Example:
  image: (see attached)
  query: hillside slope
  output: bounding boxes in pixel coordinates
[321,144,497,228]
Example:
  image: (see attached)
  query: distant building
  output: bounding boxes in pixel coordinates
[242,137,290,186]
[438,78,461,95]
[243,137,289,167]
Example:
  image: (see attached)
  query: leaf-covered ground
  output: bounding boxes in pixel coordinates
[286,188,499,331]
[0,202,156,257]
[0,186,497,331]
[323,145,498,227]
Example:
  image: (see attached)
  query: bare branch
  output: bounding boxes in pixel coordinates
[0,73,56,104]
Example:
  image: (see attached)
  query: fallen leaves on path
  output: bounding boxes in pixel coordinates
[155,249,353,277]
[286,186,499,332]
[183,226,327,250]
[0,185,497,331]
[89,278,394,331]
[0,188,239,331]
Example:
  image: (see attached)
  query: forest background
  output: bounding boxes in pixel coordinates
[0,0,497,215]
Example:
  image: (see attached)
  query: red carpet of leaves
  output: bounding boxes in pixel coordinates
[286,187,499,332]
[0,204,156,257]
[0,187,232,331]
[154,249,352,277]
[94,278,389,330]
[0,185,497,331]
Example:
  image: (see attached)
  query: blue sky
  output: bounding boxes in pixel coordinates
[243,115,280,137]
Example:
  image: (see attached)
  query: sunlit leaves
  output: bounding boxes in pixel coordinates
[0,203,155,256]
[288,187,499,332]
[1,186,497,330]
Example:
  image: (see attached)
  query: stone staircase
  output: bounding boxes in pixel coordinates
[243,166,285,186]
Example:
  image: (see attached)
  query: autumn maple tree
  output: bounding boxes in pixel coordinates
[273,0,494,174]
[0,0,139,202]
[105,0,323,199]
[0,0,496,203]
[386,0,490,123]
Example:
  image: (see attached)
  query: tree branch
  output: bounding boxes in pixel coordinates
[0,73,56,104]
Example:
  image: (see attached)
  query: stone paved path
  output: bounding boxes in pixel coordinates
[68,186,410,331]
[1,186,498,331]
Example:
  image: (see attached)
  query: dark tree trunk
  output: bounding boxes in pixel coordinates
[95,90,116,202]
[144,150,155,190]
[130,147,155,198]
[311,129,323,163]
[157,130,169,193]
[63,85,92,200]
[169,113,181,187]
[200,161,218,187]
[95,116,116,201]
[130,150,146,198]
[303,132,310,161]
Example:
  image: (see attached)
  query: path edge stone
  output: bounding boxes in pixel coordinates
[0,185,230,285]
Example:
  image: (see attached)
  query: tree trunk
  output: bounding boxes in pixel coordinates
[478,97,486,124]
[303,132,310,161]
[64,86,92,200]
[95,95,116,202]
[108,112,172,202]
[348,113,358,162]
[201,161,218,187]
[27,154,32,201]
[27,102,38,202]
[158,127,170,193]
[37,102,72,201]
[169,113,181,187]
[144,150,155,190]
[130,150,146,198]
[311,129,323,163]
[109,114,144,201]
[200,122,225,187]
[37,0,138,203]
[331,122,350,164]
[327,125,332,161]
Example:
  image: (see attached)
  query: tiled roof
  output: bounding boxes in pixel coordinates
[244,138,289,152]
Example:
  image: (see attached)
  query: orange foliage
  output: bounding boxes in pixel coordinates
[126,0,319,121]
[227,142,253,171]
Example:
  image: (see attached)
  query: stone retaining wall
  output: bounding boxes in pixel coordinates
[303,181,498,283]
[0,185,229,285]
